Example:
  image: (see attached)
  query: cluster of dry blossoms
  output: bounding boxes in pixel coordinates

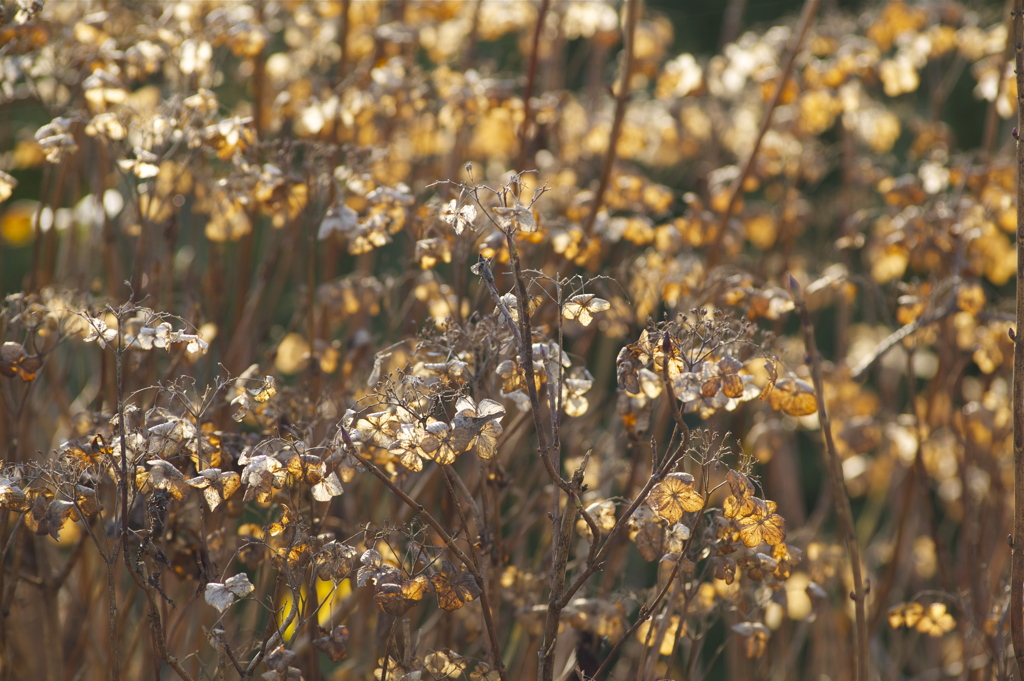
[0,0,1019,679]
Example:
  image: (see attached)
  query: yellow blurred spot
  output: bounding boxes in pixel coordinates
[275,333,310,374]
[1,200,37,247]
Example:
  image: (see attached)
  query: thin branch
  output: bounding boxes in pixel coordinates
[791,278,867,681]
[849,297,957,381]
[515,0,551,171]
[581,0,639,238]
[706,0,821,269]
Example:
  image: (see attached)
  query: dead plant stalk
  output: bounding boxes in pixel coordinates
[1010,0,1024,674]
[793,282,868,681]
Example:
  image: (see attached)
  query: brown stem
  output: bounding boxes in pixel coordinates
[1010,0,1024,676]
[252,0,268,137]
[982,0,1015,159]
[515,0,551,172]
[792,280,867,681]
[581,0,634,237]
[706,0,821,269]
[719,0,748,48]
[581,0,639,237]
[337,0,351,80]
[850,298,957,381]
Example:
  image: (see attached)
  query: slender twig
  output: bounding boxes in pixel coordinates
[706,0,821,269]
[515,0,551,171]
[791,278,867,681]
[581,0,639,238]
[337,0,351,80]
[719,0,749,48]
[1010,1,1024,675]
[849,297,957,381]
[981,0,1015,158]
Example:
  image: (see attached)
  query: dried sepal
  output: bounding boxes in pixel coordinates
[576,500,616,541]
[415,237,453,269]
[731,621,770,658]
[73,485,102,516]
[636,615,686,656]
[441,199,477,235]
[187,469,241,511]
[451,396,505,458]
[357,549,400,588]
[0,170,17,203]
[562,366,594,417]
[420,420,457,465]
[312,625,350,663]
[616,346,641,394]
[562,294,611,327]
[493,202,537,233]
[356,411,398,448]
[35,117,78,163]
[723,469,757,519]
[146,460,190,500]
[634,522,666,561]
[0,475,28,512]
[769,377,817,416]
[736,498,786,547]
[374,573,430,615]
[648,472,704,523]
[316,541,359,582]
[424,649,468,678]
[204,573,255,613]
[26,496,76,540]
[469,662,501,681]
[147,417,198,459]
[0,342,42,381]
[249,375,277,402]
[240,454,286,504]
[430,560,480,611]
[306,469,341,500]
